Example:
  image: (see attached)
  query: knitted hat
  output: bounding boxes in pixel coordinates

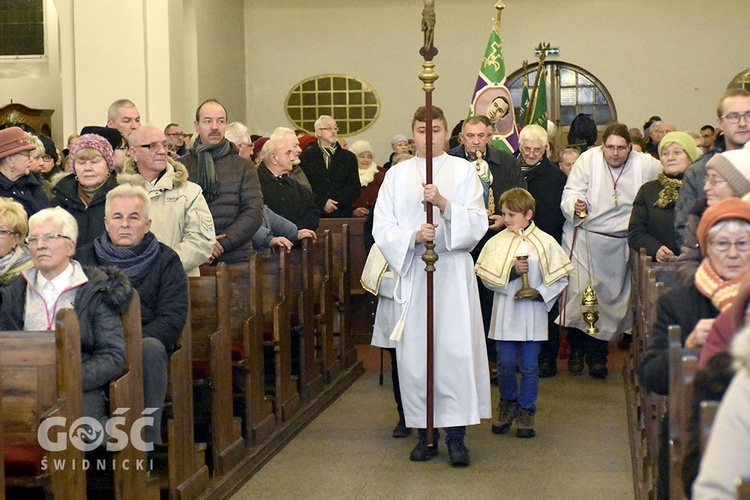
[80,126,126,152]
[298,134,317,151]
[658,131,700,163]
[68,133,116,173]
[390,134,408,149]
[349,140,373,157]
[251,136,269,163]
[697,197,750,256]
[0,126,35,160]
[707,149,750,197]
[36,134,58,163]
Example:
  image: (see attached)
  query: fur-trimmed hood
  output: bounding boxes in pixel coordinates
[122,156,189,189]
[80,264,133,315]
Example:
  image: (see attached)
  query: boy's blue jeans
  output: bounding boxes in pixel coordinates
[496,340,541,412]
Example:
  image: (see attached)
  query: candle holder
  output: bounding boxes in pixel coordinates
[514,233,540,300]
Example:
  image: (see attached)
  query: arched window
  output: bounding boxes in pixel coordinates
[728,69,750,92]
[506,62,616,155]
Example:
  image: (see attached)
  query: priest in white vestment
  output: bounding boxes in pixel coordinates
[373,106,491,466]
[558,124,661,378]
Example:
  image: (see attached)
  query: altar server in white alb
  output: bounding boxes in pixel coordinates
[373,105,490,467]
[558,124,661,378]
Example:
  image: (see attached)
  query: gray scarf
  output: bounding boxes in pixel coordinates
[190,137,234,202]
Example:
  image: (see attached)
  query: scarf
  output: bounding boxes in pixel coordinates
[319,140,337,169]
[358,162,380,187]
[0,245,32,283]
[694,258,750,311]
[190,136,234,202]
[93,231,161,282]
[654,173,683,209]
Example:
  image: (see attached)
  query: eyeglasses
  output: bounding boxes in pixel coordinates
[318,126,339,132]
[710,238,750,253]
[0,229,17,238]
[27,233,71,246]
[137,141,168,152]
[165,132,185,137]
[704,174,727,185]
[41,155,54,162]
[720,112,750,124]
[603,145,630,153]
[521,147,544,155]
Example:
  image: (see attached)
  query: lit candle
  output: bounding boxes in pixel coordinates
[515,232,529,258]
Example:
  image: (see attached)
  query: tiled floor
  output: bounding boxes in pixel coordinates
[233,345,633,499]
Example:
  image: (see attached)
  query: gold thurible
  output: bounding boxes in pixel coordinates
[581,283,599,335]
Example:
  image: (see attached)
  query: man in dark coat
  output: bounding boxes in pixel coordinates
[448,115,526,373]
[178,99,263,265]
[298,115,360,218]
[258,137,320,230]
[516,124,569,377]
[77,184,188,445]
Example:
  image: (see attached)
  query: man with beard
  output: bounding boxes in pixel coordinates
[558,124,660,378]
[178,99,263,264]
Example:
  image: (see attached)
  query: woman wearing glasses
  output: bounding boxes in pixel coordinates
[0,207,129,424]
[628,132,701,262]
[0,127,50,217]
[50,133,118,247]
[675,148,750,283]
[639,197,750,500]
[0,197,33,283]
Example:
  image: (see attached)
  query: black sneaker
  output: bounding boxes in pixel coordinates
[409,434,439,461]
[538,360,558,378]
[567,351,584,374]
[446,437,470,466]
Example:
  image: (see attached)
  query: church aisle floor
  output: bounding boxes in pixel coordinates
[232,345,633,499]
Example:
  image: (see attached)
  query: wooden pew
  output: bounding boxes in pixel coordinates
[109,290,160,499]
[0,309,86,499]
[191,263,245,476]
[164,311,210,499]
[317,217,366,295]
[668,325,699,500]
[258,250,301,422]
[204,260,277,446]
[289,238,324,402]
[312,230,340,382]
[243,255,276,445]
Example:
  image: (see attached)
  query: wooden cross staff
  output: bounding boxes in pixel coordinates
[419,0,439,447]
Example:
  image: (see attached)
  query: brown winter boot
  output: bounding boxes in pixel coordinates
[516,407,536,438]
[491,399,517,435]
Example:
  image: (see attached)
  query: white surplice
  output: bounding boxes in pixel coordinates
[557,147,661,341]
[373,153,491,429]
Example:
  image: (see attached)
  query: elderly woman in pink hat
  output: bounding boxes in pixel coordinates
[0,126,50,216]
[50,133,118,246]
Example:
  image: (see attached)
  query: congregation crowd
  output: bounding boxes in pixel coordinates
[1,87,749,498]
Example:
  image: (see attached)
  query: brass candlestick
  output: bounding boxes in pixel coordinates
[513,233,539,300]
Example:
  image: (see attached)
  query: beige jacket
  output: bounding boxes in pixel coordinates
[123,157,215,276]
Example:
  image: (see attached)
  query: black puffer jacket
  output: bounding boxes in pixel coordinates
[179,150,263,264]
[51,173,119,247]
